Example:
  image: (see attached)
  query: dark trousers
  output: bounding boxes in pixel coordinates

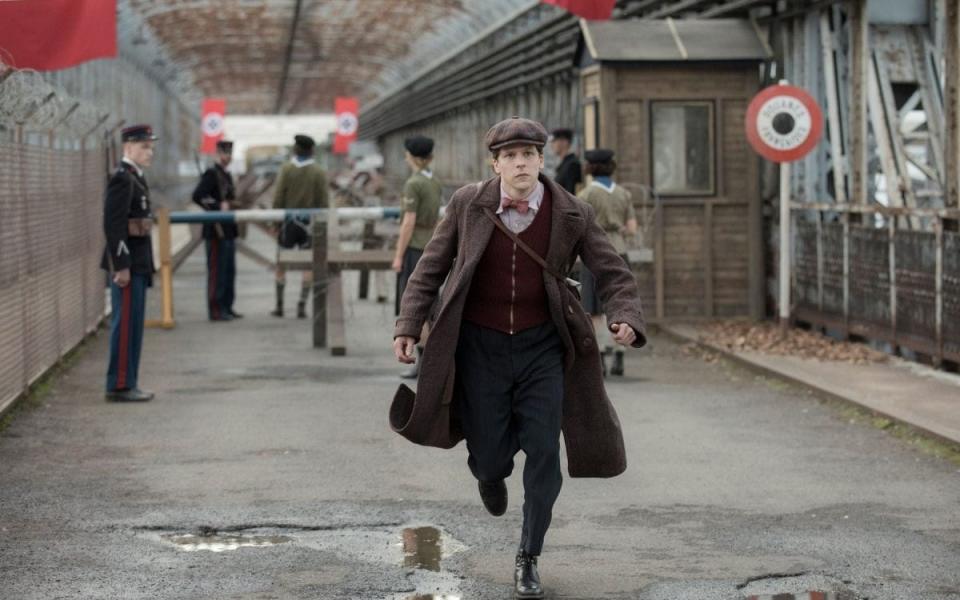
[106,273,147,392]
[456,320,565,555]
[395,246,424,316]
[205,238,236,319]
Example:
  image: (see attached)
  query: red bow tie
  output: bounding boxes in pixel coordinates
[501,196,530,215]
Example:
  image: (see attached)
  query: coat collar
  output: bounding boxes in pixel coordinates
[469,173,585,273]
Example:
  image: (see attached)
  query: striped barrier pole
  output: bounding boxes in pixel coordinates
[168,207,405,224]
[150,207,408,332]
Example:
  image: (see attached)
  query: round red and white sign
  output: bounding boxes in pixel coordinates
[336,112,358,136]
[201,112,225,137]
[745,84,823,163]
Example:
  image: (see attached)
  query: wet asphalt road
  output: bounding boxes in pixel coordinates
[1,230,959,600]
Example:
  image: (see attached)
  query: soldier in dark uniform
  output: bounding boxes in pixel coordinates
[192,139,242,321]
[101,124,157,402]
[550,128,582,194]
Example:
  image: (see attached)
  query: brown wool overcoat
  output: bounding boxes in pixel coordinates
[390,173,646,478]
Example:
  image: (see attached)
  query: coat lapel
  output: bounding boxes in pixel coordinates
[542,174,585,274]
[453,174,584,297]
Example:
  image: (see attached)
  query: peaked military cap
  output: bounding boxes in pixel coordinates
[216,139,234,153]
[484,116,549,152]
[294,134,316,150]
[121,124,157,142]
[584,148,615,164]
[404,135,434,158]
[551,128,574,141]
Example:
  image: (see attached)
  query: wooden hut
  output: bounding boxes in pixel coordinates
[577,19,770,320]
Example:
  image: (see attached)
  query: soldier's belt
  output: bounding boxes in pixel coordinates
[128,219,154,236]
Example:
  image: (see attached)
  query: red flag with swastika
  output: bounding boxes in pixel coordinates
[334,97,359,155]
[200,98,227,154]
[0,0,117,70]
[541,0,615,20]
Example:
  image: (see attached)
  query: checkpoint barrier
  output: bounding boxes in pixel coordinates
[151,207,402,353]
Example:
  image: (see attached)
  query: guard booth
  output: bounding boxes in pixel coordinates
[577,19,770,320]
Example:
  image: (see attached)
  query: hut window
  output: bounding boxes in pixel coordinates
[651,102,714,195]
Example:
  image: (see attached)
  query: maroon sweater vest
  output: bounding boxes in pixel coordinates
[462,188,553,334]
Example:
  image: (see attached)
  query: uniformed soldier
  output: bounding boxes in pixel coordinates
[101,124,157,402]
[391,135,442,379]
[549,128,582,194]
[577,149,637,376]
[272,134,329,318]
[192,139,242,321]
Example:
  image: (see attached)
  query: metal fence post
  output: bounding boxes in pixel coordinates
[935,216,944,365]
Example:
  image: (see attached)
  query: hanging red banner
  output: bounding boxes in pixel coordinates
[334,97,359,155]
[0,0,117,71]
[200,98,227,154]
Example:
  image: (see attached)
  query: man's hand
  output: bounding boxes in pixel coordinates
[113,268,131,288]
[610,323,636,346]
[392,256,403,273]
[393,336,417,363]
[220,201,230,211]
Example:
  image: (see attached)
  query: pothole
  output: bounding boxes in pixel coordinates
[160,531,293,552]
[147,523,466,598]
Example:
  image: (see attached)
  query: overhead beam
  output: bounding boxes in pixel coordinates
[274,0,304,114]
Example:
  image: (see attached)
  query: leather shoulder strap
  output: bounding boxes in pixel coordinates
[481,207,566,282]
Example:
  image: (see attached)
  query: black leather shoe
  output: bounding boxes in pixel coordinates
[105,388,153,402]
[296,302,307,319]
[228,310,244,319]
[478,480,507,516]
[270,308,284,318]
[514,552,544,599]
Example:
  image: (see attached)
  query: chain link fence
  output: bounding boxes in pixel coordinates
[0,62,107,412]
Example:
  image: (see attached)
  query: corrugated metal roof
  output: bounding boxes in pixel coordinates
[120,0,528,114]
[581,18,771,62]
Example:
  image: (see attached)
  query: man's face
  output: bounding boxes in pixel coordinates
[492,144,544,195]
[217,150,232,167]
[550,137,570,157]
[125,141,154,167]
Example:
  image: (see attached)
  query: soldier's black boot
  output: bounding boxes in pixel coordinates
[271,282,284,317]
[514,552,544,599]
[611,350,625,376]
[400,347,422,379]
[478,479,507,516]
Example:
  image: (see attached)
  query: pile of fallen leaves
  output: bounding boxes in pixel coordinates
[697,320,889,364]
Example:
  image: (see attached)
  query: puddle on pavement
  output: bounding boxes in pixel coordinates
[744,593,858,600]
[160,532,293,552]
[401,526,442,571]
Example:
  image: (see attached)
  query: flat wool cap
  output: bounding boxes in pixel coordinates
[584,148,615,164]
[404,135,434,158]
[216,140,234,152]
[551,128,574,141]
[484,116,548,151]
